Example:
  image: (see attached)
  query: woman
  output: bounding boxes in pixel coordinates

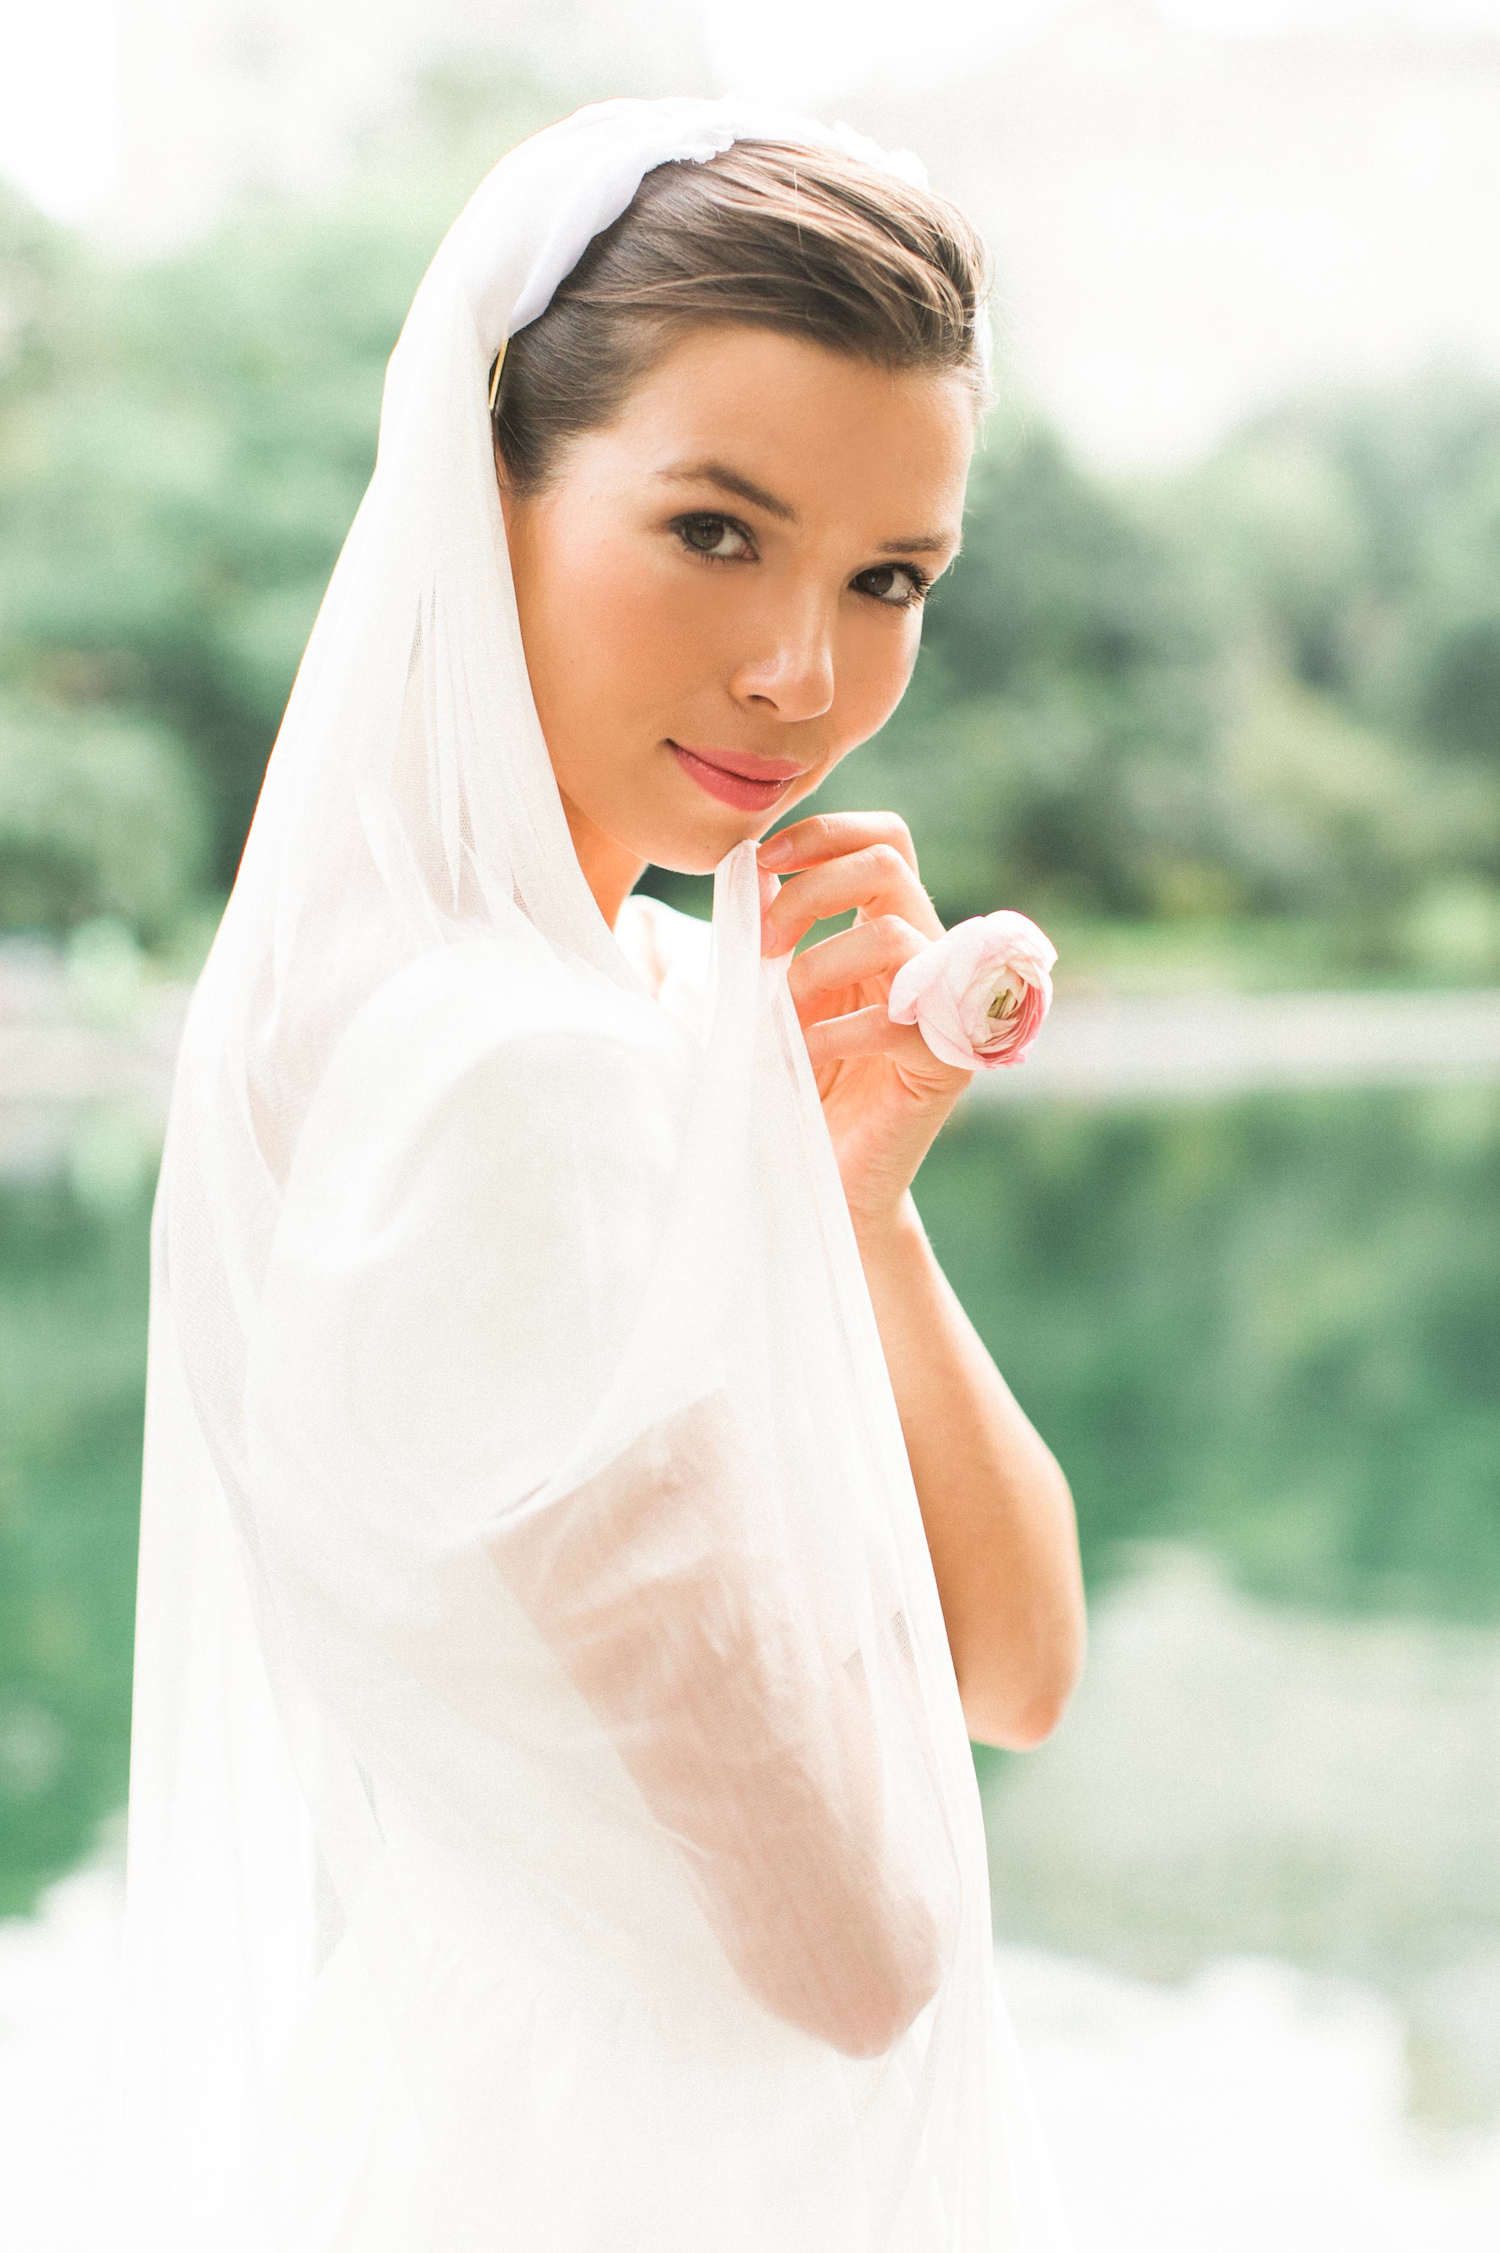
[100,97,1084,2251]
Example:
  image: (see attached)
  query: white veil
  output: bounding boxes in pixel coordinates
[96,97,1071,2251]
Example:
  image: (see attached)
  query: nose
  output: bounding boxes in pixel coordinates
[727,595,836,724]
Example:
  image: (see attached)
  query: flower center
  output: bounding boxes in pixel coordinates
[984,978,1021,1024]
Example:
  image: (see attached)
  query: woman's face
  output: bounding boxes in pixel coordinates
[498,324,974,896]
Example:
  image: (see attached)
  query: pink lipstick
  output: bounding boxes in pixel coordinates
[668,741,804,813]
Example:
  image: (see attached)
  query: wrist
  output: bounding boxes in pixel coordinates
[849,1187,928,1263]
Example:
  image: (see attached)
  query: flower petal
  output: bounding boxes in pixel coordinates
[885,908,1057,1071]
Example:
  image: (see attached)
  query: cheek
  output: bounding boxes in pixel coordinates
[834,612,922,741]
[537,541,709,724]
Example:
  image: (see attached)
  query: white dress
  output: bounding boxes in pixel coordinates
[266,895,724,2249]
[232,892,935,2249]
[236,886,954,2245]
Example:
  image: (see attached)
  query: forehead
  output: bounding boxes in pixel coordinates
[590,325,975,541]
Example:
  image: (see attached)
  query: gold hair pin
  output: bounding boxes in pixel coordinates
[487,340,508,415]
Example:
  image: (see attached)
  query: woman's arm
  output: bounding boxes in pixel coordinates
[852,1194,1084,1750]
[759,811,1088,1750]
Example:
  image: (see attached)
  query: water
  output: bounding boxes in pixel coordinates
[2,1084,1499,2210]
[0,1109,158,1921]
[918,1086,1500,1624]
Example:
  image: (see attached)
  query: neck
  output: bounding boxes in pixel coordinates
[560,789,647,935]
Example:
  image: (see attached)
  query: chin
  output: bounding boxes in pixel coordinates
[647,832,756,878]
[627,799,774,878]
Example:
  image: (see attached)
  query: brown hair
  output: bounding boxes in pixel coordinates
[490,139,991,495]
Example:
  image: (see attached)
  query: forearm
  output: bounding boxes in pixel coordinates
[491,1394,956,2054]
[854,1191,1086,1750]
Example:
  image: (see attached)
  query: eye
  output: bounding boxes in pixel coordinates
[853,562,930,610]
[673,513,755,562]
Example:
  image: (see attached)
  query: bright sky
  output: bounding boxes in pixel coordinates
[0,0,118,221]
[706,0,1500,96]
[11,0,1500,224]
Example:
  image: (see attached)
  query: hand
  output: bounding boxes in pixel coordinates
[756,812,973,1238]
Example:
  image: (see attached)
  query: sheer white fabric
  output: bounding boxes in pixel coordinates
[95,98,1070,2251]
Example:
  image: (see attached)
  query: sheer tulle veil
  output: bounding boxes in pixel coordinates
[95,96,1070,2251]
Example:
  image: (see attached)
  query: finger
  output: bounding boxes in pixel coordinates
[802,1005,970,1081]
[787,913,930,1009]
[757,809,918,877]
[761,842,941,956]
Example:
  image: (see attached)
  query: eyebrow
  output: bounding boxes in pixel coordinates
[657,459,960,558]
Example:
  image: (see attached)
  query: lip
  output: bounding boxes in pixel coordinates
[667,741,808,812]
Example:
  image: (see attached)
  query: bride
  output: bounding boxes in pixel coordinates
[100,97,1085,2250]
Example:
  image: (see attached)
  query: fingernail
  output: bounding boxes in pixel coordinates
[757,835,791,865]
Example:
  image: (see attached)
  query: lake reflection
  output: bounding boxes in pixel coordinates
[918,1086,1500,1622]
[2,1085,1498,2126]
[0,1110,156,1921]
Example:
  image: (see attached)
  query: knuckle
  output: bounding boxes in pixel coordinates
[860,812,915,868]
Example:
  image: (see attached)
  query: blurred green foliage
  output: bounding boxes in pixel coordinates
[2,79,1500,977]
[0,698,204,939]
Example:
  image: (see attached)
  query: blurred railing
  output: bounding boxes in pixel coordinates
[972,989,1500,1103]
[3,958,1499,1128]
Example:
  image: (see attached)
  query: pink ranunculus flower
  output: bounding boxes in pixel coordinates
[887,910,1057,1072]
